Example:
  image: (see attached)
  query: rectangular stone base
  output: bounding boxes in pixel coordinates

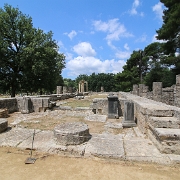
[122,121,136,128]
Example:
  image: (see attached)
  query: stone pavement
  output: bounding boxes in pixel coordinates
[0,126,180,165]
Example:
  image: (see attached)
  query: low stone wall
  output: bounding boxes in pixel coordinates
[0,93,75,114]
[132,74,180,108]
[118,92,179,134]
[92,98,108,115]
[0,98,18,113]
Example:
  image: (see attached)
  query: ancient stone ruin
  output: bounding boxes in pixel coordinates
[1,76,180,164]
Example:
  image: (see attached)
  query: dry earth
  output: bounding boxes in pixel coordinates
[0,146,180,180]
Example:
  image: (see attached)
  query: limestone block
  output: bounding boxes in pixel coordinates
[0,109,8,118]
[122,101,136,127]
[32,98,43,112]
[153,82,162,102]
[0,118,8,133]
[54,122,91,145]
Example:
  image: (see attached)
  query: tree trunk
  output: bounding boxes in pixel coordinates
[11,85,16,97]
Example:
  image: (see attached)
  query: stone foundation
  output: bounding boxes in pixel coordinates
[54,122,91,145]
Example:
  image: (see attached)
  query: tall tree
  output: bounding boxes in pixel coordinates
[0,4,65,96]
[156,0,180,55]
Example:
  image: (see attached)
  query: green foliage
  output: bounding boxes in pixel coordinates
[0,4,65,96]
[75,73,115,92]
[144,64,175,90]
[156,0,180,54]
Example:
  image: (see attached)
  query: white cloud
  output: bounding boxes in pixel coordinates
[92,18,133,48]
[64,30,77,40]
[65,52,73,61]
[73,42,96,57]
[152,2,164,20]
[129,0,144,16]
[124,43,130,51]
[115,51,131,59]
[152,34,166,43]
[66,56,126,76]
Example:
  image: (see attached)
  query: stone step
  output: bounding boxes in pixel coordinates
[149,116,180,129]
[148,127,180,155]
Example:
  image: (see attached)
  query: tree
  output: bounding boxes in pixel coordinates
[143,42,175,89]
[156,0,180,55]
[0,4,65,96]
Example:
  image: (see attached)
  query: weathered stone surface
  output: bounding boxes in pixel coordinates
[107,94,119,119]
[153,82,162,102]
[122,101,136,127]
[148,128,180,154]
[0,109,8,118]
[132,84,139,95]
[54,122,91,145]
[18,130,56,152]
[92,98,108,115]
[56,86,62,94]
[84,115,107,122]
[124,137,170,164]
[153,128,180,141]
[0,128,40,147]
[0,98,18,113]
[31,98,43,112]
[149,117,180,129]
[0,118,8,133]
[85,133,124,159]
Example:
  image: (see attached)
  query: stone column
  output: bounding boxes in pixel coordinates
[101,86,104,92]
[63,86,67,94]
[81,82,84,93]
[132,84,139,95]
[79,83,81,93]
[175,74,180,107]
[68,87,73,93]
[139,84,144,97]
[122,101,136,127]
[86,82,88,92]
[56,86,62,94]
[153,82,162,102]
[142,86,149,97]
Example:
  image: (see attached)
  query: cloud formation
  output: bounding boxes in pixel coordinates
[66,56,126,76]
[129,0,144,16]
[64,41,126,77]
[64,30,77,40]
[152,2,164,20]
[73,42,96,57]
[92,18,133,48]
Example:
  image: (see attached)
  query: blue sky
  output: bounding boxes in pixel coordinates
[0,0,165,79]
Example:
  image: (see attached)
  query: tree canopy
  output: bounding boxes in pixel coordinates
[0,4,65,97]
[156,0,180,55]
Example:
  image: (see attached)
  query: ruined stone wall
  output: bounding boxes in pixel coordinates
[0,94,75,114]
[0,98,18,113]
[131,74,180,107]
[92,98,108,115]
[162,87,174,106]
[119,92,177,134]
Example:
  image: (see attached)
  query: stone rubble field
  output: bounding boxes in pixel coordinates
[1,97,180,166]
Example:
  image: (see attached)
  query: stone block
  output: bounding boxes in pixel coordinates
[54,122,91,145]
[107,94,119,119]
[31,98,43,112]
[153,82,162,102]
[0,118,8,133]
[122,101,136,127]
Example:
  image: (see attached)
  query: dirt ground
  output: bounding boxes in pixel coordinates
[0,147,180,180]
